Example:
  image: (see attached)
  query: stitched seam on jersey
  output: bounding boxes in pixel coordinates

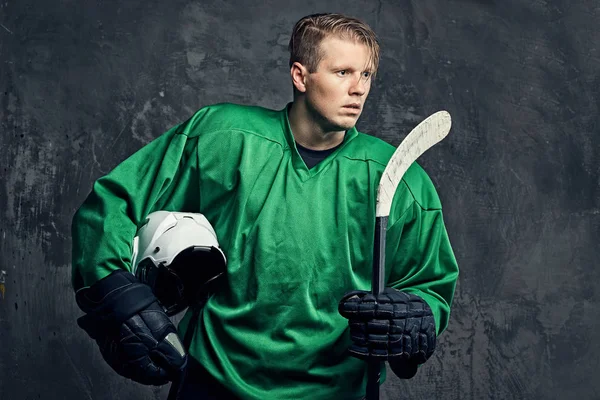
[342,156,443,212]
[199,128,286,149]
[401,180,442,212]
[340,155,387,167]
[387,198,442,233]
[387,199,416,230]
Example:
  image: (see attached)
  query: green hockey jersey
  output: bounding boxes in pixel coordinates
[71,102,459,399]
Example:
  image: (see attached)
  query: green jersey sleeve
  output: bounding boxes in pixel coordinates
[385,163,459,337]
[71,115,203,290]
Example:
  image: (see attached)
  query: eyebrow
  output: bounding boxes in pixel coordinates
[330,65,374,72]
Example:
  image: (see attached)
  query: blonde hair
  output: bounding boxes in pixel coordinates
[288,13,380,76]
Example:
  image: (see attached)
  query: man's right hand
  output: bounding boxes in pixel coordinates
[75,269,187,386]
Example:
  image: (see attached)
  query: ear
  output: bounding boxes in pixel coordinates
[290,62,308,93]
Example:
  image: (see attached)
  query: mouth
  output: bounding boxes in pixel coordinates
[342,104,361,113]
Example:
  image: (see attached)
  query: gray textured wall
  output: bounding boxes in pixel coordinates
[1,0,598,399]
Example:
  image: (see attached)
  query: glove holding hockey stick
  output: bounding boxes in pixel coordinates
[346,110,451,399]
[75,269,188,386]
[338,287,436,378]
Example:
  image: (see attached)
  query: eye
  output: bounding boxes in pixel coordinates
[337,70,347,76]
[363,71,372,78]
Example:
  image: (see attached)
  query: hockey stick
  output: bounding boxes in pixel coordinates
[366,110,452,400]
[166,306,202,400]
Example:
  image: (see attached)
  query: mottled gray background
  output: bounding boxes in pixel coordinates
[1,0,598,399]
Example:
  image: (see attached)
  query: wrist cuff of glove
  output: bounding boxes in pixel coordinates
[75,269,157,325]
[389,358,419,379]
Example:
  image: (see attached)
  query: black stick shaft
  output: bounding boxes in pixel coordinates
[366,215,388,400]
[167,307,202,400]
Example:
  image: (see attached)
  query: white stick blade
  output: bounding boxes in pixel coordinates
[376,111,452,217]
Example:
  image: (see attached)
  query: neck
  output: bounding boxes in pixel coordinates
[288,99,346,150]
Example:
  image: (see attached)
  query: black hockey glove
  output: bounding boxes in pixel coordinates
[75,269,187,386]
[338,287,436,378]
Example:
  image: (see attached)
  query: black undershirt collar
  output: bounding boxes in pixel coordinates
[296,141,343,169]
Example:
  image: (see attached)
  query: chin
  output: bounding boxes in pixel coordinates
[326,120,353,131]
[339,122,357,130]
[317,110,359,131]
[336,116,360,130]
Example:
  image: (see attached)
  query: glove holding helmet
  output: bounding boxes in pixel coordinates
[75,211,227,386]
[76,270,188,385]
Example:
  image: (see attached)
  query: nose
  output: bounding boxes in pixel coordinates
[350,74,368,96]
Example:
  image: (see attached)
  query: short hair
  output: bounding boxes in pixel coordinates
[288,13,380,76]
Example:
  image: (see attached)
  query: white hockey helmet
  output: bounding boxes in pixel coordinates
[132,211,227,315]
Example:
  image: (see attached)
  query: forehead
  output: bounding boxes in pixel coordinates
[317,35,374,69]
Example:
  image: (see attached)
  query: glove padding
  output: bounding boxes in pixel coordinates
[338,288,436,364]
[76,270,187,386]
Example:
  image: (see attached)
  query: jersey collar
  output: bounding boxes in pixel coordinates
[279,102,359,178]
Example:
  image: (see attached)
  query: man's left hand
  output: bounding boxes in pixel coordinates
[338,288,436,366]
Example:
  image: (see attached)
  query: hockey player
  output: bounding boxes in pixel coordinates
[71,12,459,400]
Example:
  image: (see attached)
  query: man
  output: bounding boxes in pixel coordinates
[71,12,459,400]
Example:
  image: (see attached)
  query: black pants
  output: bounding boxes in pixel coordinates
[167,357,371,400]
[168,356,239,400]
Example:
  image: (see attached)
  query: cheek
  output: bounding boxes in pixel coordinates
[324,82,346,103]
[312,83,336,105]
